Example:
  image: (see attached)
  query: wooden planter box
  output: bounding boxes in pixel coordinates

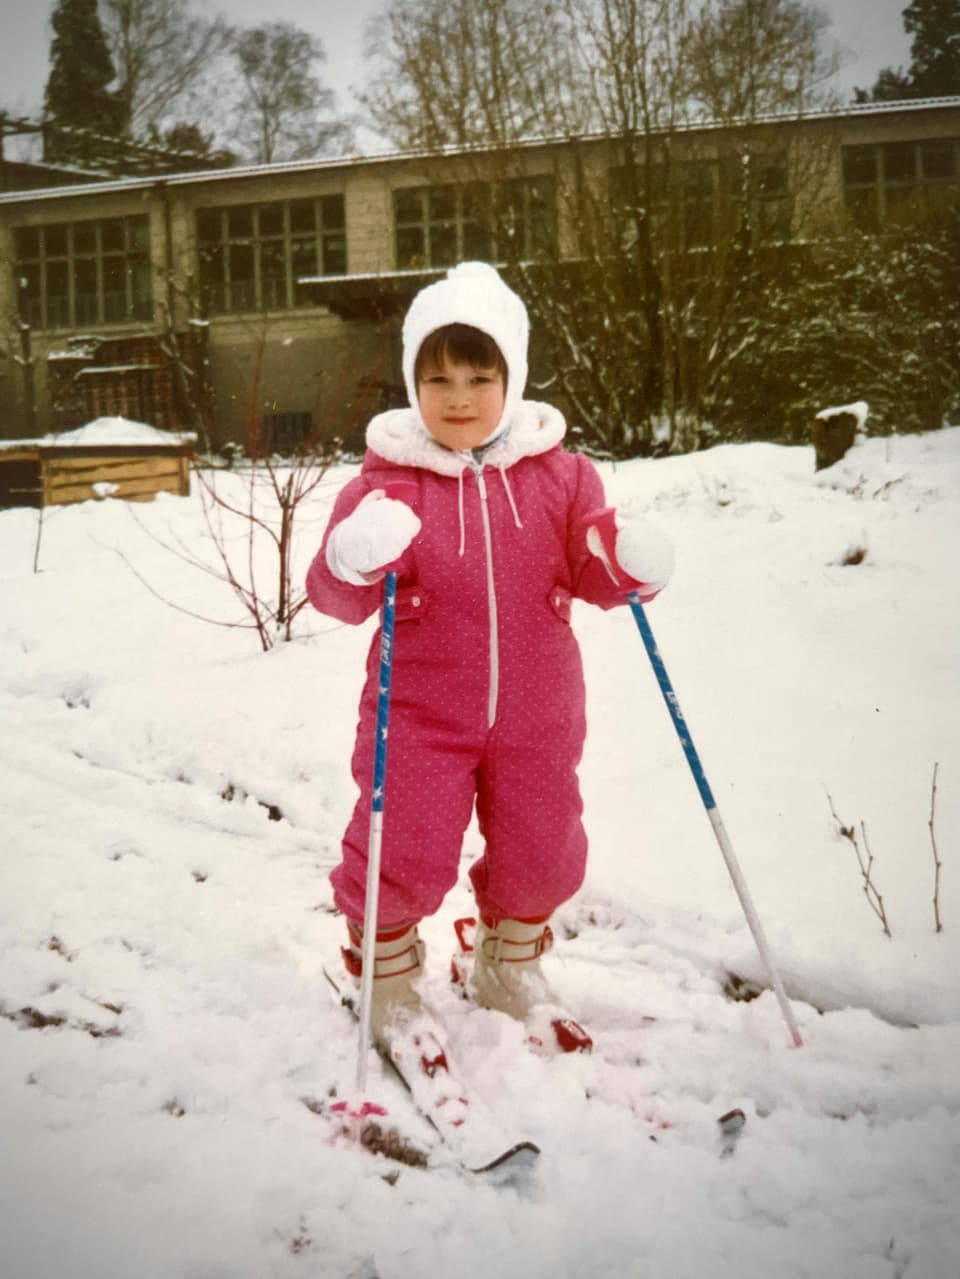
[0,439,192,509]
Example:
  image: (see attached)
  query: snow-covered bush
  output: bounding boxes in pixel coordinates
[712,209,960,442]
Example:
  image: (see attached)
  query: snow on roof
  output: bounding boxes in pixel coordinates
[47,348,95,361]
[0,417,196,451]
[44,417,187,446]
[298,265,446,286]
[75,364,156,376]
[1,98,957,206]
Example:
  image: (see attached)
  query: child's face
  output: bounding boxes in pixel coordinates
[417,352,506,451]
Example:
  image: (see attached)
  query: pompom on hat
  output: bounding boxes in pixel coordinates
[402,262,529,442]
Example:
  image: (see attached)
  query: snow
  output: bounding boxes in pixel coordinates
[0,416,194,454]
[43,416,192,447]
[815,400,870,430]
[1,427,959,1278]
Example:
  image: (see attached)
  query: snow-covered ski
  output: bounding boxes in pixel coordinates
[320,966,541,1181]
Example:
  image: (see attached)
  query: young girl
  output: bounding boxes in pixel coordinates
[307,262,673,1052]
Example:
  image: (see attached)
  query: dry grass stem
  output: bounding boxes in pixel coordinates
[930,762,943,934]
[826,791,893,938]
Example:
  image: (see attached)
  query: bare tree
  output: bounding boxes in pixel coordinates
[101,0,232,138]
[120,319,343,651]
[566,0,691,134]
[361,0,839,454]
[355,0,840,453]
[685,0,837,120]
[361,0,589,150]
[501,0,837,452]
[226,22,354,163]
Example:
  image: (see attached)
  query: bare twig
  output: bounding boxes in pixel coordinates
[105,539,260,633]
[826,791,893,938]
[33,504,44,574]
[182,317,342,650]
[857,822,893,938]
[100,292,358,650]
[930,762,943,934]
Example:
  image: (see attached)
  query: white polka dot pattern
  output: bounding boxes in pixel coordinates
[306,436,637,930]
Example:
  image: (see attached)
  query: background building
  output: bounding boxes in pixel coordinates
[1,95,957,453]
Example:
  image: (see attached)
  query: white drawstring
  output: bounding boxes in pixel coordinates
[498,464,523,530]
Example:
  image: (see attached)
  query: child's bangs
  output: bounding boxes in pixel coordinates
[416,324,507,383]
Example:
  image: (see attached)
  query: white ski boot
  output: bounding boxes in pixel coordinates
[452,916,592,1055]
[342,921,428,1049]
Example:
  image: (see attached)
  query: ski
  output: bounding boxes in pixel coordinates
[320,966,541,1181]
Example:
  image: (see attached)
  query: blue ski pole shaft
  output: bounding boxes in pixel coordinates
[357,570,398,1092]
[628,593,803,1049]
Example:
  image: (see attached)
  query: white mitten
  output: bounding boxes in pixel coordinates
[615,515,675,591]
[326,492,421,585]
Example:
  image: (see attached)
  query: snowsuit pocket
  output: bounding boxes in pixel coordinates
[395,585,431,622]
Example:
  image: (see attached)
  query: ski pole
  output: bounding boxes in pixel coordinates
[628,592,803,1049]
[356,568,398,1092]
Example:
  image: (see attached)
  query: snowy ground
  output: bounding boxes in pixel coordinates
[1,427,958,1279]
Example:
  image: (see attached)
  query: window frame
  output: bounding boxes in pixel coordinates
[196,194,347,316]
[610,147,792,252]
[842,137,960,229]
[393,176,557,270]
[14,215,153,331]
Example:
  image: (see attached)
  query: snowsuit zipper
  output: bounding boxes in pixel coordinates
[474,467,500,729]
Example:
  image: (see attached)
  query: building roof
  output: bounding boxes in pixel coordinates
[0,96,958,210]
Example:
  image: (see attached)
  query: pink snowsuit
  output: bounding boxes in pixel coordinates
[306,401,654,930]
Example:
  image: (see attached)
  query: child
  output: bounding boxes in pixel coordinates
[306,262,673,1052]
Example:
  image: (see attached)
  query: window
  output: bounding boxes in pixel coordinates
[842,137,960,229]
[610,150,790,252]
[14,215,152,330]
[393,177,556,270]
[748,153,791,242]
[678,159,717,247]
[261,410,313,454]
[495,177,557,259]
[197,194,346,315]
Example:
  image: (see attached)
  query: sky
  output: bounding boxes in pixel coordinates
[0,0,914,157]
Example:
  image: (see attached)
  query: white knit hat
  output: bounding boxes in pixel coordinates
[402,261,529,441]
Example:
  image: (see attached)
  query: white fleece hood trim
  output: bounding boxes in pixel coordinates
[366,400,566,477]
